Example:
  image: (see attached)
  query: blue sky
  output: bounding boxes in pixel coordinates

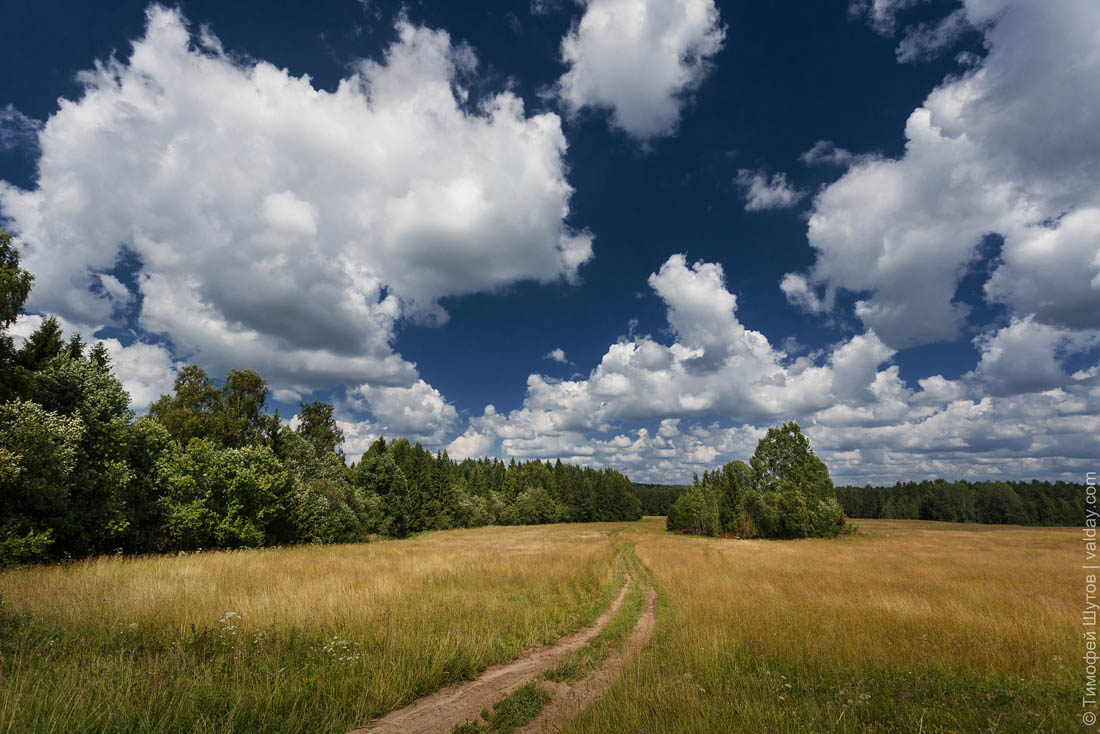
[2,0,1098,484]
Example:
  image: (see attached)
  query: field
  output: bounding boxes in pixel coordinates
[0,518,1077,733]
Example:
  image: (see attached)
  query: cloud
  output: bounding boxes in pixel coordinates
[968,317,1099,397]
[800,140,854,167]
[554,0,725,141]
[347,378,458,444]
[848,0,928,35]
[100,338,180,410]
[448,254,1100,484]
[735,169,806,211]
[0,5,592,401]
[785,0,1100,348]
[530,0,564,16]
[779,273,834,315]
[544,347,568,363]
[0,105,42,154]
[895,8,973,63]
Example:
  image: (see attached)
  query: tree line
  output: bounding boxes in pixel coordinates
[0,231,640,566]
[632,484,688,515]
[666,422,847,539]
[836,479,1084,526]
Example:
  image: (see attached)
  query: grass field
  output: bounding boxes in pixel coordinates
[0,518,1077,732]
[0,524,627,733]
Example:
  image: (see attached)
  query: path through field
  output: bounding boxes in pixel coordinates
[517,585,658,733]
[353,579,632,733]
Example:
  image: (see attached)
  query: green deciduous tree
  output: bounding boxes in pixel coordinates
[0,399,83,565]
[158,440,289,549]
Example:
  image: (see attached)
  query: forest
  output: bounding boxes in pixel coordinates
[0,232,640,566]
[836,479,1084,526]
[632,484,687,515]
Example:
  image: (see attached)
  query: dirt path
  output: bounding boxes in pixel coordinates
[516,585,658,733]
[350,580,631,734]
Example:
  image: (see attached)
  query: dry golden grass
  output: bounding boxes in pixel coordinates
[0,518,1078,733]
[568,518,1077,733]
[0,523,631,734]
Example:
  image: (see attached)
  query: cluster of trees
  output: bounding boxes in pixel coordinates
[0,231,640,566]
[836,479,1084,526]
[632,484,687,516]
[666,422,846,539]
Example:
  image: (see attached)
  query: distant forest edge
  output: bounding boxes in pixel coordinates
[835,480,1084,527]
[633,484,690,516]
[636,481,1085,527]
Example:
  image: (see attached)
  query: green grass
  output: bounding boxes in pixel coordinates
[452,682,554,734]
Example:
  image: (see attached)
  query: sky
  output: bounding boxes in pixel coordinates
[1,0,1098,485]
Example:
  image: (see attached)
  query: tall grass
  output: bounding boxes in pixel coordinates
[1,518,1078,732]
[567,518,1077,732]
[0,523,628,733]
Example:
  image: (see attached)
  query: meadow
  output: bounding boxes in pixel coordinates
[0,518,1077,732]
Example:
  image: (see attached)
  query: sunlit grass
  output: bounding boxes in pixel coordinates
[0,523,629,734]
[0,518,1077,733]
[568,518,1077,733]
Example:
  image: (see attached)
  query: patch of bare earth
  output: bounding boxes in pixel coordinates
[517,585,657,733]
[351,581,631,734]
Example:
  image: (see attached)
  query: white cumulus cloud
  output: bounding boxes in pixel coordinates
[555,0,725,141]
[735,169,806,211]
[0,5,592,401]
[786,0,1100,348]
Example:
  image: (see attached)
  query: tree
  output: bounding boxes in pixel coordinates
[0,400,83,565]
[355,451,410,536]
[750,421,834,500]
[27,350,135,556]
[296,401,344,456]
[149,365,221,444]
[17,315,64,370]
[670,422,844,539]
[158,440,289,549]
[0,231,33,330]
[212,369,278,448]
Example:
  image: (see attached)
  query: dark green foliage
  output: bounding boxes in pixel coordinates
[0,399,83,565]
[295,401,344,456]
[632,484,687,515]
[24,349,135,556]
[668,422,845,539]
[750,422,834,501]
[836,478,1083,526]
